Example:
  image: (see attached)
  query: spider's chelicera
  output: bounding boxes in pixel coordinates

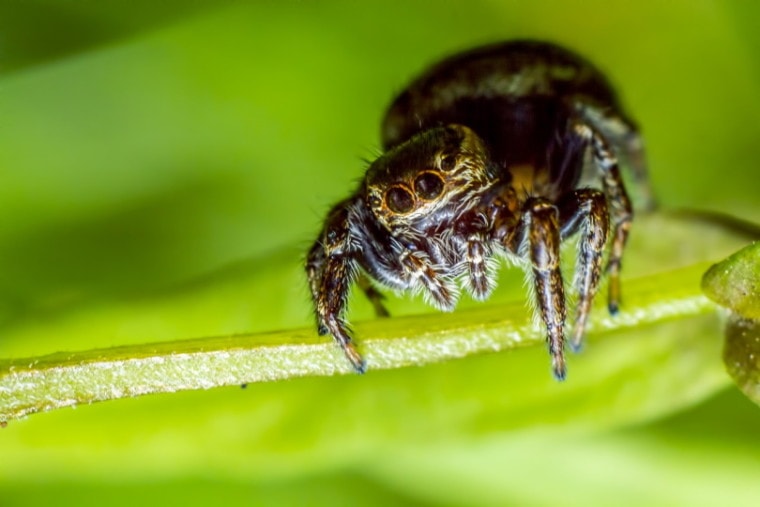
[306,41,655,379]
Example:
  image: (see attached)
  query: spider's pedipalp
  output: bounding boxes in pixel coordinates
[400,249,458,311]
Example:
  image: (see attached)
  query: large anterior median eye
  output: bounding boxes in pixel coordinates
[414,172,444,200]
[385,186,415,213]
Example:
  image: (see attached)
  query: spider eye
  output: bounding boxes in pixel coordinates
[367,194,382,209]
[414,172,444,200]
[440,154,457,172]
[385,186,415,213]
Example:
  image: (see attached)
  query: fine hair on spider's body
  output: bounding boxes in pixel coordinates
[306,40,654,379]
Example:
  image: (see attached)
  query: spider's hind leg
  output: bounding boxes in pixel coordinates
[588,130,633,315]
[572,98,657,211]
[558,188,609,351]
[567,104,637,317]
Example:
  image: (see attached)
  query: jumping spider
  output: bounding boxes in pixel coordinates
[307,40,654,379]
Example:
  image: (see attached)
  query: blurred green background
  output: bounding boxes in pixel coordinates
[1,1,759,505]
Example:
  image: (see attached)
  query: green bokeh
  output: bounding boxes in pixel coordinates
[1,1,759,505]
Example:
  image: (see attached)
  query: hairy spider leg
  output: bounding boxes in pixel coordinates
[306,243,327,332]
[573,98,656,211]
[306,205,366,373]
[620,132,655,211]
[356,272,391,318]
[522,197,568,380]
[558,188,609,351]
[589,130,634,315]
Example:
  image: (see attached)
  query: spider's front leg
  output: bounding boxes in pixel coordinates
[306,203,366,373]
[558,188,609,351]
[522,197,568,380]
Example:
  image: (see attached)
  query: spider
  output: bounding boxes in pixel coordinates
[306,40,654,379]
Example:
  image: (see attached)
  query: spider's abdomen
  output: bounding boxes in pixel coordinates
[382,40,620,148]
[381,41,623,194]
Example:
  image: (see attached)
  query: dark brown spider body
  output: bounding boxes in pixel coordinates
[307,41,654,379]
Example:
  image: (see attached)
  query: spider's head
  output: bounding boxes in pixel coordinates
[364,124,495,231]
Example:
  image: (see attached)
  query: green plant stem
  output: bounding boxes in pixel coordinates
[0,263,714,423]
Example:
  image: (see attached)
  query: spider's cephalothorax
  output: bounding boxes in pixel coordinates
[306,40,655,379]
